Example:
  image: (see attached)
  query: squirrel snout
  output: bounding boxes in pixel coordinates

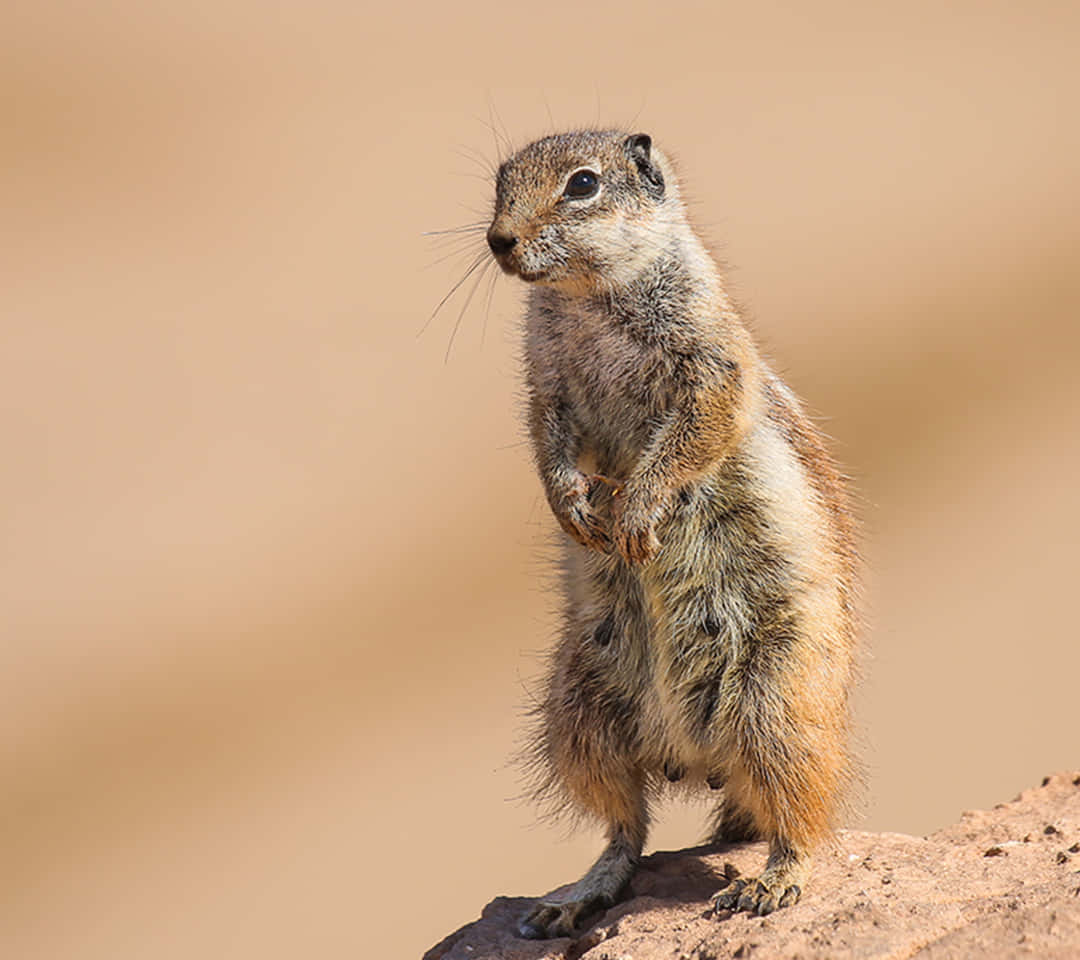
[486,228,518,257]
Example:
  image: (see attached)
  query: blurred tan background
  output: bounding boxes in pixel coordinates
[2,2,1078,957]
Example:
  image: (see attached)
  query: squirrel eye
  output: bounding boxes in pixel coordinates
[563,169,599,199]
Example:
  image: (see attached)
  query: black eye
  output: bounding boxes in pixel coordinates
[564,169,599,199]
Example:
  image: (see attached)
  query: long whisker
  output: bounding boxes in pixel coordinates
[454,146,496,177]
[541,90,556,135]
[454,171,498,186]
[422,223,487,237]
[480,259,499,349]
[489,97,513,160]
[460,203,491,219]
[418,251,489,338]
[445,258,493,363]
[423,232,486,246]
[627,92,649,130]
[425,241,486,270]
[473,113,502,166]
[427,242,487,261]
[425,232,488,252]
[424,232,486,254]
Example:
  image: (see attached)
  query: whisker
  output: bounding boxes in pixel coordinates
[486,101,504,163]
[480,259,499,349]
[424,237,486,260]
[425,229,487,247]
[425,244,487,264]
[473,112,503,166]
[454,170,498,186]
[424,240,486,261]
[541,90,556,135]
[478,96,514,165]
[422,223,486,237]
[492,99,511,157]
[423,252,477,272]
[627,92,649,130]
[489,98,513,159]
[424,240,486,270]
[445,258,493,363]
[425,243,487,271]
[418,251,488,338]
[454,145,497,178]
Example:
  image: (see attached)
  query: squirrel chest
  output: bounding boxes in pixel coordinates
[526,291,695,475]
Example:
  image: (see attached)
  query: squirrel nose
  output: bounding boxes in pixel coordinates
[487,229,518,257]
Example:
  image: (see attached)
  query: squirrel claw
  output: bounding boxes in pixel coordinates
[712,877,801,917]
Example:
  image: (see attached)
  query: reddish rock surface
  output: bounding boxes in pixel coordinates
[425,773,1080,959]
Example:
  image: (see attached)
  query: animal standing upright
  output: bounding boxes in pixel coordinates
[483,129,859,939]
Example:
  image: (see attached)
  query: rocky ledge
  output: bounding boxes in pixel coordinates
[425,772,1080,960]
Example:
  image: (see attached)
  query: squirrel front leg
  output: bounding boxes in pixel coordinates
[528,393,612,554]
[614,361,747,565]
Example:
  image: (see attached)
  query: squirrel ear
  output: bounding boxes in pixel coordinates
[626,133,652,161]
[625,133,664,197]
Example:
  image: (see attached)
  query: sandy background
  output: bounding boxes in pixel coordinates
[2,3,1078,958]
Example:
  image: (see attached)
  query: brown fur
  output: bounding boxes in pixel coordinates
[486,130,860,938]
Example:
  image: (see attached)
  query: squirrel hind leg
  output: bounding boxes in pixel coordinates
[712,839,808,917]
[519,808,647,940]
[707,705,842,916]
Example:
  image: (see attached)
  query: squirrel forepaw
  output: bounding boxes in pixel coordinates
[550,473,613,553]
[614,521,661,565]
[611,492,664,564]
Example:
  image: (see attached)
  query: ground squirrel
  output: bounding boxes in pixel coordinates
[484,130,859,939]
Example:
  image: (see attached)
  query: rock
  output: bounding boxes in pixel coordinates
[424,772,1080,960]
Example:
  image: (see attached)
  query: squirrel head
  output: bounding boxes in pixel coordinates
[487,130,678,294]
